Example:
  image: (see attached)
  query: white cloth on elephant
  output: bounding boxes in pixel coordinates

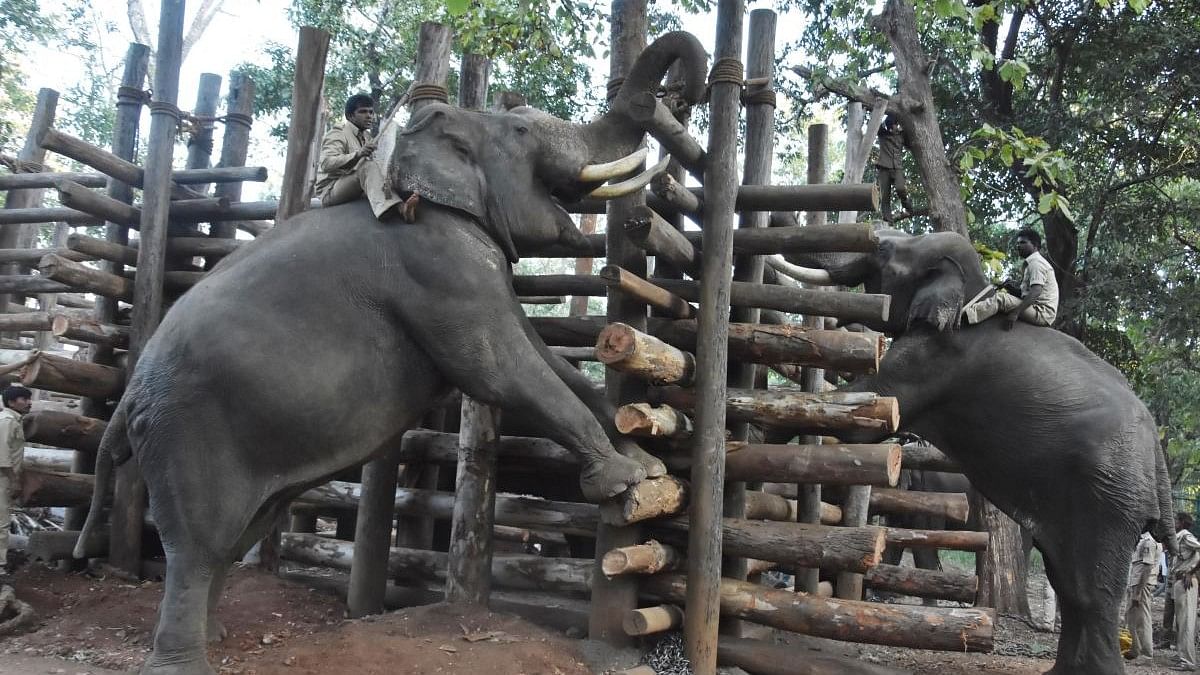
[1127,532,1161,657]
[963,250,1058,326]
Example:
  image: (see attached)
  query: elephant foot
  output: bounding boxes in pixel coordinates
[615,439,667,478]
[141,656,216,675]
[206,616,227,643]
[580,454,647,502]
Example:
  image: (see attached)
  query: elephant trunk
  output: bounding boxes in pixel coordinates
[577,31,708,165]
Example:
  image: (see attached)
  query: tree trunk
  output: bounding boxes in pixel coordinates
[971,490,1030,616]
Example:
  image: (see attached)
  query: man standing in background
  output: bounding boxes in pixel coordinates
[0,385,32,575]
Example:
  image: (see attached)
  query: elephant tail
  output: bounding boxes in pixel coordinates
[73,400,131,560]
[1152,433,1178,556]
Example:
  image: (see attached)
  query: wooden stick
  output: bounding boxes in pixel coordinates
[596,322,695,385]
[602,540,681,577]
[624,604,684,636]
[19,350,124,399]
[644,574,994,652]
[599,265,695,319]
[39,254,132,300]
[870,487,971,524]
[599,475,689,526]
[614,402,693,439]
[650,386,900,434]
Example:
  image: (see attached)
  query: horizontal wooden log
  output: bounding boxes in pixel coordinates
[517,295,565,304]
[67,233,240,268]
[625,93,705,179]
[0,207,101,226]
[52,293,94,309]
[596,322,694,386]
[624,604,684,636]
[23,447,75,472]
[18,468,102,508]
[22,410,107,453]
[39,254,132,300]
[51,314,130,349]
[0,276,71,294]
[599,475,688,526]
[57,179,140,226]
[0,165,268,191]
[38,127,204,199]
[614,403,694,440]
[26,529,109,561]
[19,351,125,399]
[0,248,92,265]
[722,443,901,486]
[901,443,963,473]
[599,265,695,319]
[569,185,880,217]
[0,312,53,332]
[643,574,993,652]
[602,539,680,577]
[398,429,580,473]
[650,386,900,434]
[280,533,592,594]
[547,346,596,361]
[491,525,568,549]
[652,517,885,573]
[870,488,970,525]
[885,527,989,552]
[863,563,978,604]
[649,173,702,217]
[718,636,913,675]
[624,205,700,276]
[293,483,599,537]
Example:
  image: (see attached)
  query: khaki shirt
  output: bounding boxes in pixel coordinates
[314,122,371,198]
[1129,533,1162,587]
[875,127,905,170]
[0,407,24,475]
[1171,528,1200,578]
[1020,250,1059,324]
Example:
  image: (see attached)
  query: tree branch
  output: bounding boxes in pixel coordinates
[181,0,225,63]
[789,66,895,111]
[126,0,152,47]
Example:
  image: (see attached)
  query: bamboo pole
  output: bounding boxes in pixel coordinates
[276,27,330,221]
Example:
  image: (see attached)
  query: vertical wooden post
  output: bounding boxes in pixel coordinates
[77,44,149,540]
[445,399,500,604]
[0,88,58,313]
[796,122,829,595]
[571,214,598,317]
[443,52,497,606]
[185,73,222,191]
[589,0,647,648]
[835,486,872,599]
[276,26,330,222]
[684,2,742,671]
[35,222,70,350]
[722,8,776,637]
[117,0,187,578]
[209,71,255,244]
[349,20,451,619]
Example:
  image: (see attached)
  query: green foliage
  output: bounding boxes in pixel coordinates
[0,0,55,153]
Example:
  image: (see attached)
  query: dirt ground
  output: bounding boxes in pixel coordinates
[0,557,1191,675]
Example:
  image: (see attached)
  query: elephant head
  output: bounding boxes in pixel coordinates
[791,229,992,335]
[390,31,708,263]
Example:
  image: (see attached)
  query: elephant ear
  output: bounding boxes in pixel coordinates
[907,256,966,332]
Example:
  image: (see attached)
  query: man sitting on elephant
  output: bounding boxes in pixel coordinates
[963,228,1059,329]
[314,93,378,207]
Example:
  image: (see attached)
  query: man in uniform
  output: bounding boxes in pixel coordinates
[874,115,914,223]
[0,385,31,575]
[1172,513,1200,671]
[314,93,377,207]
[963,228,1059,328]
[1126,530,1163,660]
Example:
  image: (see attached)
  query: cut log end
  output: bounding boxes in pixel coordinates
[595,322,637,364]
[884,443,902,487]
[601,539,679,577]
[623,604,684,636]
[599,475,688,526]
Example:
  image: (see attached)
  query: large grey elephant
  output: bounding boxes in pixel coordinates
[794,230,1175,675]
[75,32,708,675]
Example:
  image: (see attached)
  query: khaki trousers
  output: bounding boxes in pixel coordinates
[318,173,364,207]
[0,473,11,566]
[1174,577,1198,667]
[963,290,1054,327]
[1127,581,1154,657]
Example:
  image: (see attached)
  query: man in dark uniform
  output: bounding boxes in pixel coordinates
[874,115,915,223]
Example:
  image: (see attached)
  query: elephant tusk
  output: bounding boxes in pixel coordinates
[578,147,649,182]
[766,255,836,286]
[587,154,671,200]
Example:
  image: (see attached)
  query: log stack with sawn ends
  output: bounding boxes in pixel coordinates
[2,9,996,675]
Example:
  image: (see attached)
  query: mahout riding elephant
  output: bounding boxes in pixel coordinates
[791,229,1174,675]
[74,32,708,675]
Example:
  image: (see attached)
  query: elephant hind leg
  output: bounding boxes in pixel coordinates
[204,496,292,644]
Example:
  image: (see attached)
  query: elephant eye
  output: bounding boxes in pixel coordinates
[514,124,529,135]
